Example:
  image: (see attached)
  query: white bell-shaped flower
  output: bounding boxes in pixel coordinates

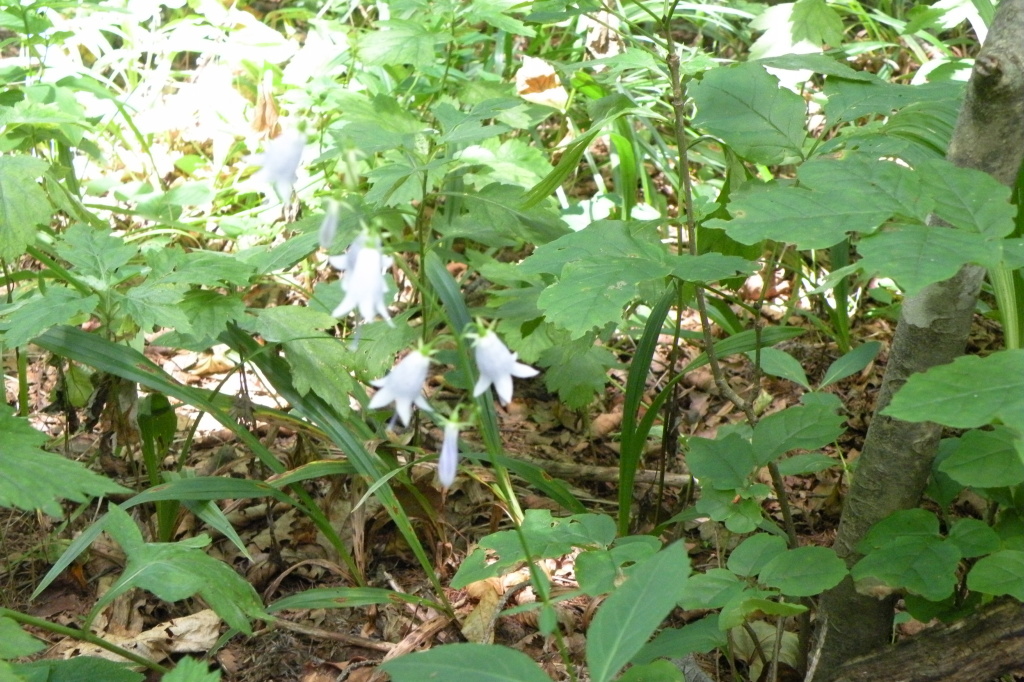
[253,129,305,200]
[472,330,539,406]
[438,420,460,488]
[330,233,394,325]
[368,349,432,427]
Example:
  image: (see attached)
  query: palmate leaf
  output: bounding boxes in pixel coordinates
[0,406,128,516]
[0,155,50,261]
[690,62,807,165]
[356,20,441,68]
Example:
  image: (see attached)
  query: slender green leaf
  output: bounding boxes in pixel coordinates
[381,643,550,682]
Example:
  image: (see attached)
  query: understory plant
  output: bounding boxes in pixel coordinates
[1,0,1022,680]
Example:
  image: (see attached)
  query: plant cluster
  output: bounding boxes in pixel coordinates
[0,0,1021,681]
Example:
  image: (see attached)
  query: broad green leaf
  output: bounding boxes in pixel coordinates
[857,508,941,553]
[797,153,932,221]
[752,402,845,465]
[678,568,746,610]
[54,224,138,286]
[97,506,266,634]
[819,341,881,389]
[688,433,758,490]
[939,427,1024,489]
[575,538,661,596]
[851,536,961,601]
[616,660,684,682]
[758,55,875,81]
[719,588,805,630]
[823,79,963,127]
[776,452,837,476]
[538,257,669,338]
[0,617,45,658]
[884,350,1024,428]
[0,406,128,515]
[178,291,246,341]
[790,0,844,46]
[666,253,758,283]
[947,518,1001,559]
[696,487,764,534]
[381,643,550,682]
[162,657,220,682]
[0,155,50,260]
[357,20,441,68]
[268,587,440,613]
[728,534,788,577]
[925,439,964,507]
[857,224,997,296]
[705,184,891,249]
[539,338,617,408]
[632,616,726,665]
[13,656,143,682]
[967,550,1024,599]
[520,219,665,275]
[118,280,190,332]
[440,183,569,247]
[759,546,847,597]
[691,62,806,165]
[747,347,809,389]
[2,287,98,348]
[452,511,616,588]
[586,542,691,682]
[919,160,1015,236]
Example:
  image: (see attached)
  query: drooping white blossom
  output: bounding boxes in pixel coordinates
[253,129,305,200]
[438,420,460,488]
[319,201,340,250]
[472,330,539,406]
[368,349,432,426]
[330,232,394,326]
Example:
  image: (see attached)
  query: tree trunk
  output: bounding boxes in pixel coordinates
[806,1,1024,679]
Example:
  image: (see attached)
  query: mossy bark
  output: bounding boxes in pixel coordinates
[807,2,1024,678]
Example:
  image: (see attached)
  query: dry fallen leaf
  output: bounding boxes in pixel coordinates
[515,57,569,111]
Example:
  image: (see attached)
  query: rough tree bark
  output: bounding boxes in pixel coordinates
[806,1,1024,679]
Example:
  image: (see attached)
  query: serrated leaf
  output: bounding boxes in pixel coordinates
[728,534,788,577]
[520,219,665,275]
[884,350,1024,428]
[819,341,881,389]
[119,280,190,332]
[2,287,98,348]
[162,657,220,682]
[381,643,551,682]
[357,20,441,68]
[178,291,246,341]
[790,0,844,46]
[98,506,266,634]
[759,546,846,597]
[947,518,1001,559]
[538,257,668,338]
[587,542,691,682]
[54,224,138,285]
[440,183,569,247]
[852,536,961,601]
[539,339,617,408]
[0,406,128,515]
[691,63,806,165]
[938,427,1024,489]
[688,433,758,490]
[666,252,758,283]
[706,184,891,249]
[857,224,997,296]
[797,153,932,221]
[752,402,845,465]
[967,550,1024,599]
[919,160,1015,236]
[0,155,50,260]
